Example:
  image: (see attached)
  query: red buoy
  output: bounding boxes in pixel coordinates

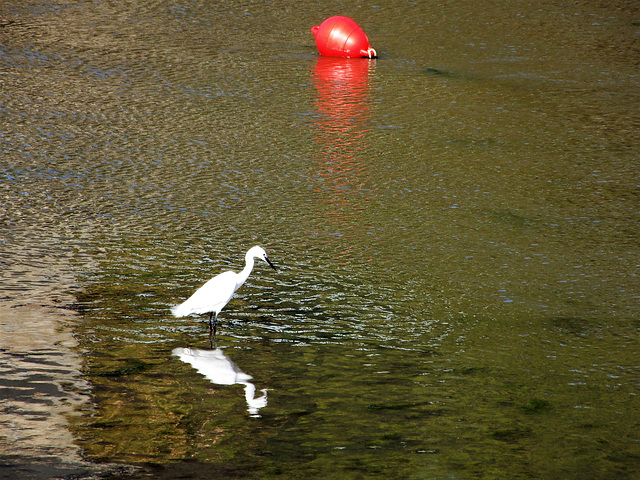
[311,16,377,59]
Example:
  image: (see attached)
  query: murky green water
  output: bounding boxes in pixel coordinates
[1,0,639,478]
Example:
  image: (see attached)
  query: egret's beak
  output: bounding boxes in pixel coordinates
[265,256,277,271]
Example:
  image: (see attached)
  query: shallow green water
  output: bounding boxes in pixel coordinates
[1,0,639,478]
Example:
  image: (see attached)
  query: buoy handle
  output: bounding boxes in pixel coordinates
[362,47,377,58]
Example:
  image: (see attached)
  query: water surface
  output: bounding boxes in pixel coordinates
[1,0,639,478]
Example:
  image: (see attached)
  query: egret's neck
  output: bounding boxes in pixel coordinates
[236,255,255,290]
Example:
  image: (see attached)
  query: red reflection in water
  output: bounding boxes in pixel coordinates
[311,56,376,263]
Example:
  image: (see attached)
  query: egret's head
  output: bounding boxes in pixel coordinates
[249,246,277,270]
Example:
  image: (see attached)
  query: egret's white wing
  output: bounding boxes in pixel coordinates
[172,271,238,317]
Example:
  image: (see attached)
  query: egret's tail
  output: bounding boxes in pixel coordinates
[171,302,191,318]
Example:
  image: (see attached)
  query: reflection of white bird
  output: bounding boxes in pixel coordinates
[173,347,268,417]
[172,246,276,335]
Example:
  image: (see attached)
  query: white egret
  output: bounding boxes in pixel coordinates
[172,246,276,335]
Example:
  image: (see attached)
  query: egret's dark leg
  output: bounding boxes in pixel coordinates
[209,312,218,337]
